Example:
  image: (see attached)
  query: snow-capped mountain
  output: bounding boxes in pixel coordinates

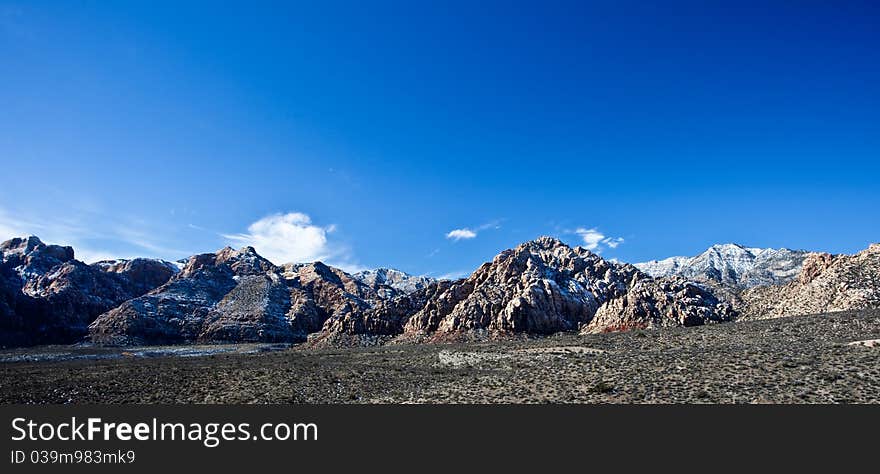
[352,268,435,295]
[93,258,185,274]
[635,243,810,288]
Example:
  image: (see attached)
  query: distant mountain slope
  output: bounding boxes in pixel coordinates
[351,268,435,298]
[742,244,880,319]
[635,243,809,288]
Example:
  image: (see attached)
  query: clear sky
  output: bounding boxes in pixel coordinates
[1,1,878,277]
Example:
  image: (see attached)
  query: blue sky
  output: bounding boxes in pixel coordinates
[1,1,878,277]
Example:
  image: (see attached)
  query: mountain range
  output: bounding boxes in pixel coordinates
[1,235,878,348]
[634,243,809,288]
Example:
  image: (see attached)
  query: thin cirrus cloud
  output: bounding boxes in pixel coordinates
[222,212,360,270]
[445,228,477,241]
[574,227,624,252]
[0,206,190,263]
[445,219,502,241]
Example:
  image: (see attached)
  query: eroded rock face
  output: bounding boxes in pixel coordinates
[399,237,642,338]
[88,250,382,345]
[741,244,880,319]
[282,262,377,338]
[316,280,456,345]
[0,237,176,347]
[1,236,75,278]
[92,258,180,294]
[798,252,834,284]
[90,247,275,344]
[199,273,296,343]
[583,275,736,333]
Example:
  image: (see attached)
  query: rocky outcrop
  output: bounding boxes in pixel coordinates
[798,252,834,284]
[741,244,880,319]
[311,280,455,346]
[582,275,736,333]
[1,236,75,278]
[0,236,176,347]
[399,237,642,338]
[636,243,809,288]
[282,262,377,337]
[93,258,181,293]
[199,273,297,342]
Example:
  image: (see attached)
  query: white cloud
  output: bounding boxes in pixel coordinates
[575,228,605,250]
[444,219,502,241]
[223,212,354,267]
[603,237,624,249]
[436,270,471,280]
[574,227,624,253]
[446,228,477,241]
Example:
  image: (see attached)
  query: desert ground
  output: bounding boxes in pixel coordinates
[1,310,879,404]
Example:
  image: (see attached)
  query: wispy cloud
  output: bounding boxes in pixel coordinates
[222,212,361,271]
[436,270,471,280]
[445,228,477,241]
[113,226,191,256]
[0,206,191,263]
[445,219,503,241]
[573,227,625,253]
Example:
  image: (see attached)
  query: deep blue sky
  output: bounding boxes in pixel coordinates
[1,1,878,276]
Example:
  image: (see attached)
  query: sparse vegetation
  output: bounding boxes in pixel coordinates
[1,309,878,404]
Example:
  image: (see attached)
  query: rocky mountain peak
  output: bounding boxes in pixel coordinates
[291,262,345,286]
[1,235,75,278]
[709,242,749,252]
[400,237,642,337]
[521,235,568,250]
[1,235,44,254]
[180,246,275,278]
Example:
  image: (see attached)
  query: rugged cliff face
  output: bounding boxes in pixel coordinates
[741,244,880,319]
[582,275,736,333]
[0,236,176,347]
[311,280,455,346]
[401,237,642,338]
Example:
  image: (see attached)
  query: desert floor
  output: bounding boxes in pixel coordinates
[2,310,879,404]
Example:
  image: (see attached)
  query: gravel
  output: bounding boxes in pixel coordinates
[1,309,878,404]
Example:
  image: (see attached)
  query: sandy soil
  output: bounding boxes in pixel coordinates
[1,310,878,404]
